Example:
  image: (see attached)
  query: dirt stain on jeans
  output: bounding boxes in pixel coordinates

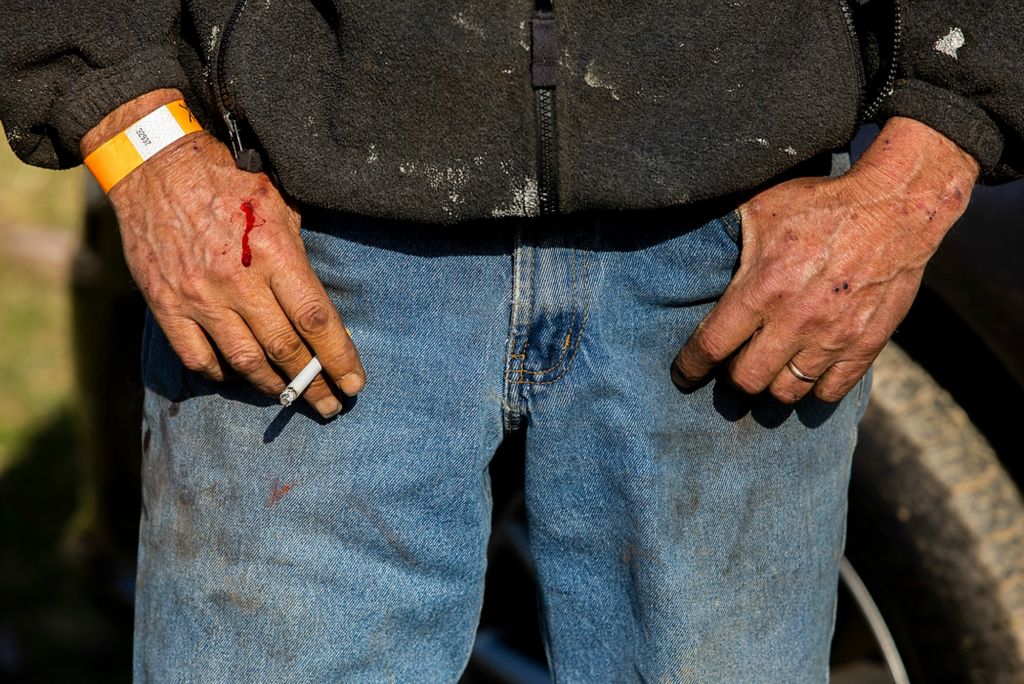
[344,495,416,564]
[170,482,226,562]
[210,586,266,613]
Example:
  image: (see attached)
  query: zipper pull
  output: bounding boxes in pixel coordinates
[531,9,557,89]
[223,112,263,173]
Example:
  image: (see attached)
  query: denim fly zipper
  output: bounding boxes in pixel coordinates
[532,0,560,215]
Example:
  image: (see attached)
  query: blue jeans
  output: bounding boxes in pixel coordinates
[135,205,870,682]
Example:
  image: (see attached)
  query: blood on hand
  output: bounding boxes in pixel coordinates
[239,198,265,267]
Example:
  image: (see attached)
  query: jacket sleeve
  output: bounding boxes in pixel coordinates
[875,0,1024,182]
[0,1,187,169]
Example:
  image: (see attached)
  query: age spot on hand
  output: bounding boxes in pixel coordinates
[239,198,266,267]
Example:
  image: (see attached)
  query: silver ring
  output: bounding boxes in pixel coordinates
[786,359,819,383]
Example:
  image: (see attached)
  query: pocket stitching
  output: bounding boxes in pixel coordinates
[722,208,742,244]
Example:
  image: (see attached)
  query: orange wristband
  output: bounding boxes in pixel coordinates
[83,99,203,192]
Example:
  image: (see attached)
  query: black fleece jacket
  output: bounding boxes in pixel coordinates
[2,1,1022,224]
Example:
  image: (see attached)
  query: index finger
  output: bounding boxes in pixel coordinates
[671,289,761,388]
[270,268,366,396]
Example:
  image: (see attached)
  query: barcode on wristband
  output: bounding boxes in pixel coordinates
[125,106,186,161]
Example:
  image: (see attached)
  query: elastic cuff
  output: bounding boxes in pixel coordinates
[51,46,189,163]
[875,78,1004,173]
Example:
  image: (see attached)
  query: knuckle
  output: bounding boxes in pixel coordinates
[841,350,878,376]
[225,347,265,375]
[835,315,862,336]
[210,258,243,285]
[177,276,206,304]
[771,385,804,405]
[694,330,732,364]
[144,281,175,312]
[730,365,767,395]
[179,258,202,281]
[859,331,891,356]
[253,377,285,395]
[757,263,786,289]
[180,351,218,376]
[851,349,880,371]
[801,304,840,332]
[265,331,305,363]
[815,384,847,403]
[303,377,331,398]
[820,329,851,354]
[748,273,790,307]
[328,342,360,370]
[745,197,767,219]
[294,298,333,336]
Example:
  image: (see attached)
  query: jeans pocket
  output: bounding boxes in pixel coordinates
[721,207,743,246]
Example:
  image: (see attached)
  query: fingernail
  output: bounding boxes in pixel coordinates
[670,365,696,389]
[339,372,365,396]
[315,396,342,418]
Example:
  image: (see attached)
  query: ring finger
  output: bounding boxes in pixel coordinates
[768,350,834,404]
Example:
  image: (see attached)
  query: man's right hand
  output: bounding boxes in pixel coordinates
[81,90,365,419]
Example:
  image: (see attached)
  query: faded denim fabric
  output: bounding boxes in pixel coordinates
[134,205,870,682]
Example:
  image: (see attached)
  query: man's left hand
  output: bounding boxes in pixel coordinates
[672,116,980,403]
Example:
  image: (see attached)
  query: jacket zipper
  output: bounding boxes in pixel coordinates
[215,0,263,172]
[837,0,867,121]
[863,0,903,120]
[531,0,559,215]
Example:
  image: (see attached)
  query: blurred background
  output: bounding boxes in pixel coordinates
[1,124,1023,683]
[0,128,140,682]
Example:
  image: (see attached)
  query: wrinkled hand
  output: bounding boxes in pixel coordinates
[86,95,365,419]
[672,117,979,404]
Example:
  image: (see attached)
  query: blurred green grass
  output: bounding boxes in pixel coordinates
[0,131,83,229]
[0,127,83,471]
[1,130,132,682]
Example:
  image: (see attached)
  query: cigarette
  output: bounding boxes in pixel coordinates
[279,356,323,406]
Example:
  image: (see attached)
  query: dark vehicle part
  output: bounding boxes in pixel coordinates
[847,343,1024,682]
[894,181,1024,482]
[836,558,909,684]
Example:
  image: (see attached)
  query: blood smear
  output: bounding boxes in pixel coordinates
[268,481,293,507]
[239,198,264,267]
